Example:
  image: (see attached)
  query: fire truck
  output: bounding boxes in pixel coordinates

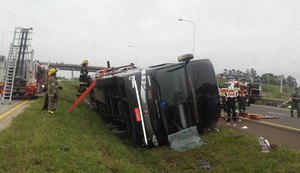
[92,54,221,147]
[0,27,48,104]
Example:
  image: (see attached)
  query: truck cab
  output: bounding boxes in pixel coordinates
[246,82,262,104]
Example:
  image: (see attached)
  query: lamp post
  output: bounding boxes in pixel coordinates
[280,75,283,93]
[128,45,139,66]
[291,61,299,91]
[1,31,13,56]
[178,18,196,56]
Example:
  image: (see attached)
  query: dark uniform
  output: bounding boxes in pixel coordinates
[238,86,248,115]
[78,65,89,96]
[291,89,300,118]
[48,75,59,112]
[225,89,238,122]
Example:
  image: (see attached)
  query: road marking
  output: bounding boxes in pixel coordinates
[0,100,30,120]
[252,104,289,111]
[241,117,300,133]
[267,111,289,117]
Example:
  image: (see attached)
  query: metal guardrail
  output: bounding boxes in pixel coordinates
[261,98,288,102]
[259,98,290,107]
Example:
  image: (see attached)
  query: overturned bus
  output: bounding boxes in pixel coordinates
[92,54,220,147]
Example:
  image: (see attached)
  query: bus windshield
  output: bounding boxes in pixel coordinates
[156,65,189,106]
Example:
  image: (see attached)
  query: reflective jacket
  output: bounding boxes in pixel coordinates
[225,90,238,98]
[238,88,248,97]
[48,76,58,96]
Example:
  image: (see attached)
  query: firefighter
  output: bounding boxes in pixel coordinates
[48,67,59,114]
[238,84,248,116]
[225,87,238,123]
[220,94,227,117]
[291,88,300,118]
[77,59,90,96]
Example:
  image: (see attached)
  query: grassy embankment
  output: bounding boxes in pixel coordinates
[0,80,299,172]
[261,84,294,100]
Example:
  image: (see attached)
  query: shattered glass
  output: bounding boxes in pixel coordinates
[168,126,204,151]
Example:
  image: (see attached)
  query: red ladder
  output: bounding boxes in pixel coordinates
[67,68,108,113]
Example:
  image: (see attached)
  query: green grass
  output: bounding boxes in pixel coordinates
[0,80,299,172]
[261,84,294,100]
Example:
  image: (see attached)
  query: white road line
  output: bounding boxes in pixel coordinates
[252,104,290,111]
[267,111,289,117]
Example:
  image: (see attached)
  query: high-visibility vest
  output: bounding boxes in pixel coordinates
[226,90,237,98]
[239,88,247,97]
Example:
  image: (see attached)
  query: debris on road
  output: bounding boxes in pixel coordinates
[259,137,270,153]
[259,115,279,119]
[247,114,279,120]
[241,126,248,129]
[270,143,278,149]
[199,160,212,169]
[168,126,204,151]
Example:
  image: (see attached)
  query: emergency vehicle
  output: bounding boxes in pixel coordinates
[245,82,262,104]
[219,81,241,96]
[0,27,48,104]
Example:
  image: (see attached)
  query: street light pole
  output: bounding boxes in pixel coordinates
[280,76,283,93]
[178,18,196,56]
[1,31,13,56]
[128,45,139,66]
[291,61,299,91]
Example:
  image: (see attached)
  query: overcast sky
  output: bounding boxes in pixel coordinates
[0,0,299,82]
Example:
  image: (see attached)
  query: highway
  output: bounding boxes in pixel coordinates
[219,104,300,150]
[247,104,300,131]
[0,96,31,131]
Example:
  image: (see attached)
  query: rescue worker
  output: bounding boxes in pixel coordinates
[77,59,90,96]
[238,84,248,116]
[220,94,227,117]
[48,67,59,114]
[291,88,300,118]
[225,87,238,122]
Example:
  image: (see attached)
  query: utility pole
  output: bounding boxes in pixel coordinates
[280,76,283,93]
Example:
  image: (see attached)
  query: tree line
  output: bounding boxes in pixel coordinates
[223,68,297,87]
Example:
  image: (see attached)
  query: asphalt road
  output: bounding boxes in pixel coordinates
[218,118,300,150]
[247,104,300,130]
[0,96,31,131]
[0,98,23,114]
[218,104,300,150]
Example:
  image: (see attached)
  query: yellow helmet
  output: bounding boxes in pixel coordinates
[48,67,58,75]
[81,59,89,65]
